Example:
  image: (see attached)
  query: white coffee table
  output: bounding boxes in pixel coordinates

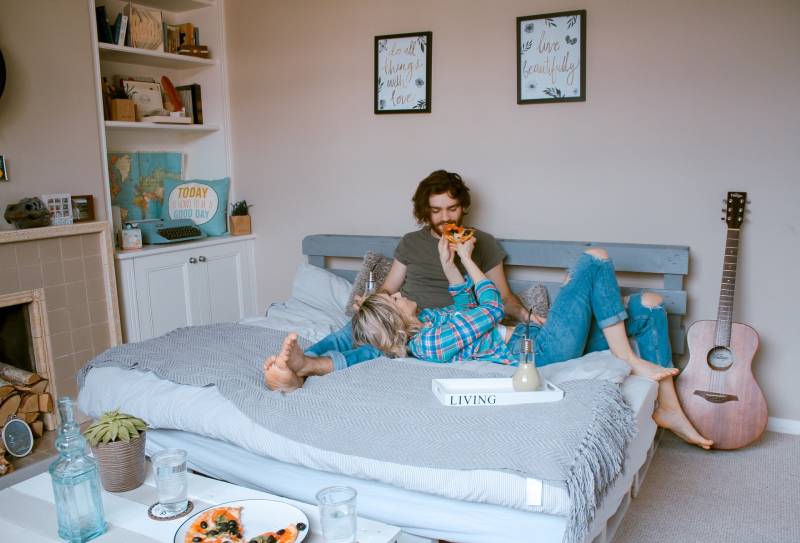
[0,466,401,542]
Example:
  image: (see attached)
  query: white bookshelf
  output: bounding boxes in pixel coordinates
[98,42,217,68]
[105,120,220,132]
[125,0,215,12]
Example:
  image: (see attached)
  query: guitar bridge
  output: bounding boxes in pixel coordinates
[694,390,739,404]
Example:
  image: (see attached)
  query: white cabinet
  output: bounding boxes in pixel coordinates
[116,236,257,342]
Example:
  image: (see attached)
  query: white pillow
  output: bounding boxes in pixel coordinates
[290,263,353,316]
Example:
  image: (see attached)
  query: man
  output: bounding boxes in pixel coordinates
[265,170,533,391]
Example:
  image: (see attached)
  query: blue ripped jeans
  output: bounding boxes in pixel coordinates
[305,321,382,372]
[507,252,673,367]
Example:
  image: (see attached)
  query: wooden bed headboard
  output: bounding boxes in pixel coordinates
[303,234,690,357]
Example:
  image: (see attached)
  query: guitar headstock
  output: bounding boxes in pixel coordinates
[722,191,747,228]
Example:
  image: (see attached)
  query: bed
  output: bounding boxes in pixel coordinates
[78,234,690,543]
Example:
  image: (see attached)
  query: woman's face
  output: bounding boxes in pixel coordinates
[383,292,418,319]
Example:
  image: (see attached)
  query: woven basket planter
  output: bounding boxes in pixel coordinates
[91,433,146,492]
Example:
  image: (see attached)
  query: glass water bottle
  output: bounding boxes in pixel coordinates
[364,270,377,296]
[512,338,541,391]
[48,397,107,543]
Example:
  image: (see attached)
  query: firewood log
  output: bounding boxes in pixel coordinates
[43,412,57,432]
[27,380,49,394]
[0,378,14,398]
[18,394,40,414]
[0,394,21,426]
[38,393,53,413]
[0,456,12,476]
[22,412,39,424]
[0,362,41,386]
[31,420,44,438]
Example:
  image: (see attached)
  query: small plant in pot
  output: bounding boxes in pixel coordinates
[229,199,252,235]
[84,410,148,492]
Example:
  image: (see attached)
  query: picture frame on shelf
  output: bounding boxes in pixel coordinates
[71,195,95,223]
[374,31,432,114]
[122,79,164,120]
[517,10,586,104]
[176,84,203,124]
[41,193,73,226]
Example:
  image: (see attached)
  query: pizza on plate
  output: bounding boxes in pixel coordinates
[249,522,306,543]
[184,506,244,543]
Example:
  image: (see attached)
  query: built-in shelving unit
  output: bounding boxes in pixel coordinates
[104,120,220,132]
[98,42,217,68]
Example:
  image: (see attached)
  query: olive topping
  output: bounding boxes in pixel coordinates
[200,521,208,529]
[192,538,202,543]
[207,530,219,536]
[296,522,307,530]
[276,529,285,535]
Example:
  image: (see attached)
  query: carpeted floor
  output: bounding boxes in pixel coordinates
[614,430,800,543]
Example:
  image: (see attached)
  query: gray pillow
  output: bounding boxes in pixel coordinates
[345,251,393,316]
[519,283,550,319]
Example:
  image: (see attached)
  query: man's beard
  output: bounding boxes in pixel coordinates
[431,218,462,235]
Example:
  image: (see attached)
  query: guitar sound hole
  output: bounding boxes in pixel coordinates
[707,346,733,370]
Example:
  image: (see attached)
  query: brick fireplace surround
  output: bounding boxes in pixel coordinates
[0,222,121,402]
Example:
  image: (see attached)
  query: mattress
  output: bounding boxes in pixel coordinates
[78,363,656,542]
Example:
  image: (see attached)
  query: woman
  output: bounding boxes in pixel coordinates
[265,236,712,449]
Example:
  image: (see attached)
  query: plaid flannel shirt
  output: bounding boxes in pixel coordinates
[408,277,515,363]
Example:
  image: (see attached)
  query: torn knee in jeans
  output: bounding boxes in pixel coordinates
[640,292,663,308]
[585,247,609,260]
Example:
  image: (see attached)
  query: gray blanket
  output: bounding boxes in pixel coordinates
[78,323,635,543]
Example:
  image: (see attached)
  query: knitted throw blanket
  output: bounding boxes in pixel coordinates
[78,323,635,543]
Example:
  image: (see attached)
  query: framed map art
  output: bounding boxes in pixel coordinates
[517,10,586,104]
[375,31,432,114]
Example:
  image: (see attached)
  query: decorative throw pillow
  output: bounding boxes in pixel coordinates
[519,283,551,319]
[161,177,230,236]
[345,251,393,316]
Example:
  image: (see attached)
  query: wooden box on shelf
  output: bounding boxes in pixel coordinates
[229,215,251,236]
[110,99,136,122]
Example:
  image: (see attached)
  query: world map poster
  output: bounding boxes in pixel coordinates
[108,152,183,222]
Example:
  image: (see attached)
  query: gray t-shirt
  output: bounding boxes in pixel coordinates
[394,227,507,308]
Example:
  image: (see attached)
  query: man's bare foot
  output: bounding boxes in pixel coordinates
[627,356,680,381]
[282,333,332,377]
[654,406,714,450]
[263,355,304,392]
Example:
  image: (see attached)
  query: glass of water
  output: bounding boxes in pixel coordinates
[151,449,188,516]
[315,486,357,543]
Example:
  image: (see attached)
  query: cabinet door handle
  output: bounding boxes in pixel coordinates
[198,256,207,262]
[189,257,198,264]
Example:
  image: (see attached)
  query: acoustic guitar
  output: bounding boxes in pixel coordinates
[676,192,767,450]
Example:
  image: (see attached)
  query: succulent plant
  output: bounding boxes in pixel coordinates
[230,200,252,216]
[84,410,148,447]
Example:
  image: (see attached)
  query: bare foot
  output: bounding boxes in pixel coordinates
[282,333,333,378]
[654,406,714,450]
[263,354,304,392]
[627,356,680,381]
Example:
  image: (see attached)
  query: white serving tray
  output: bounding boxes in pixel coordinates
[431,377,564,406]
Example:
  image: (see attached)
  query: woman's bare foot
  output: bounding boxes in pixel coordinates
[654,406,714,449]
[627,356,680,381]
[263,355,304,392]
[282,333,333,377]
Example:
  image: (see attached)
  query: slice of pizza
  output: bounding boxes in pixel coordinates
[249,523,303,543]
[184,506,245,543]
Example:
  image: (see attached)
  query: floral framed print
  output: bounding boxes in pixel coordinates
[375,31,432,114]
[517,10,586,104]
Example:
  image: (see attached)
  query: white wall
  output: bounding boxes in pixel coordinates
[226,0,800,421]
[0,0,105,229]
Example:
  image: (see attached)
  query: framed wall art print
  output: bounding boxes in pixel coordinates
[375,31,432,114]
[517,10,586,104]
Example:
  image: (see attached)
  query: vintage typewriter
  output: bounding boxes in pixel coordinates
[133,219,207,245]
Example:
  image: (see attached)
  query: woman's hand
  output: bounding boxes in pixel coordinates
[455,237,476,263]
[438,235,463,284]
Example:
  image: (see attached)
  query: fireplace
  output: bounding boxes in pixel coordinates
[0,302,36,374]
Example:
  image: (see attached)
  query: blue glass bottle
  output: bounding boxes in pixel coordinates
[49,397,107,543]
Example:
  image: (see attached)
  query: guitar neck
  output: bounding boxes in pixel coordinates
[715,228,740,346]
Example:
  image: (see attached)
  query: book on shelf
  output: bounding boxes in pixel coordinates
[115,14,128,47]
[176,84,203,124]
[95,6,113,44]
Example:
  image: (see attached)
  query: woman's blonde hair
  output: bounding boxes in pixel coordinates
[352,294,421,358]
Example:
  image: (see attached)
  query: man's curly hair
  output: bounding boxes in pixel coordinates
[412,170,471,226]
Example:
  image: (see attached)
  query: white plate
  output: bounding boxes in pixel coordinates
[174,499,309,542]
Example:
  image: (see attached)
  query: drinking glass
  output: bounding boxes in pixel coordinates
[315,486,357,543]
[151,448,188,516]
